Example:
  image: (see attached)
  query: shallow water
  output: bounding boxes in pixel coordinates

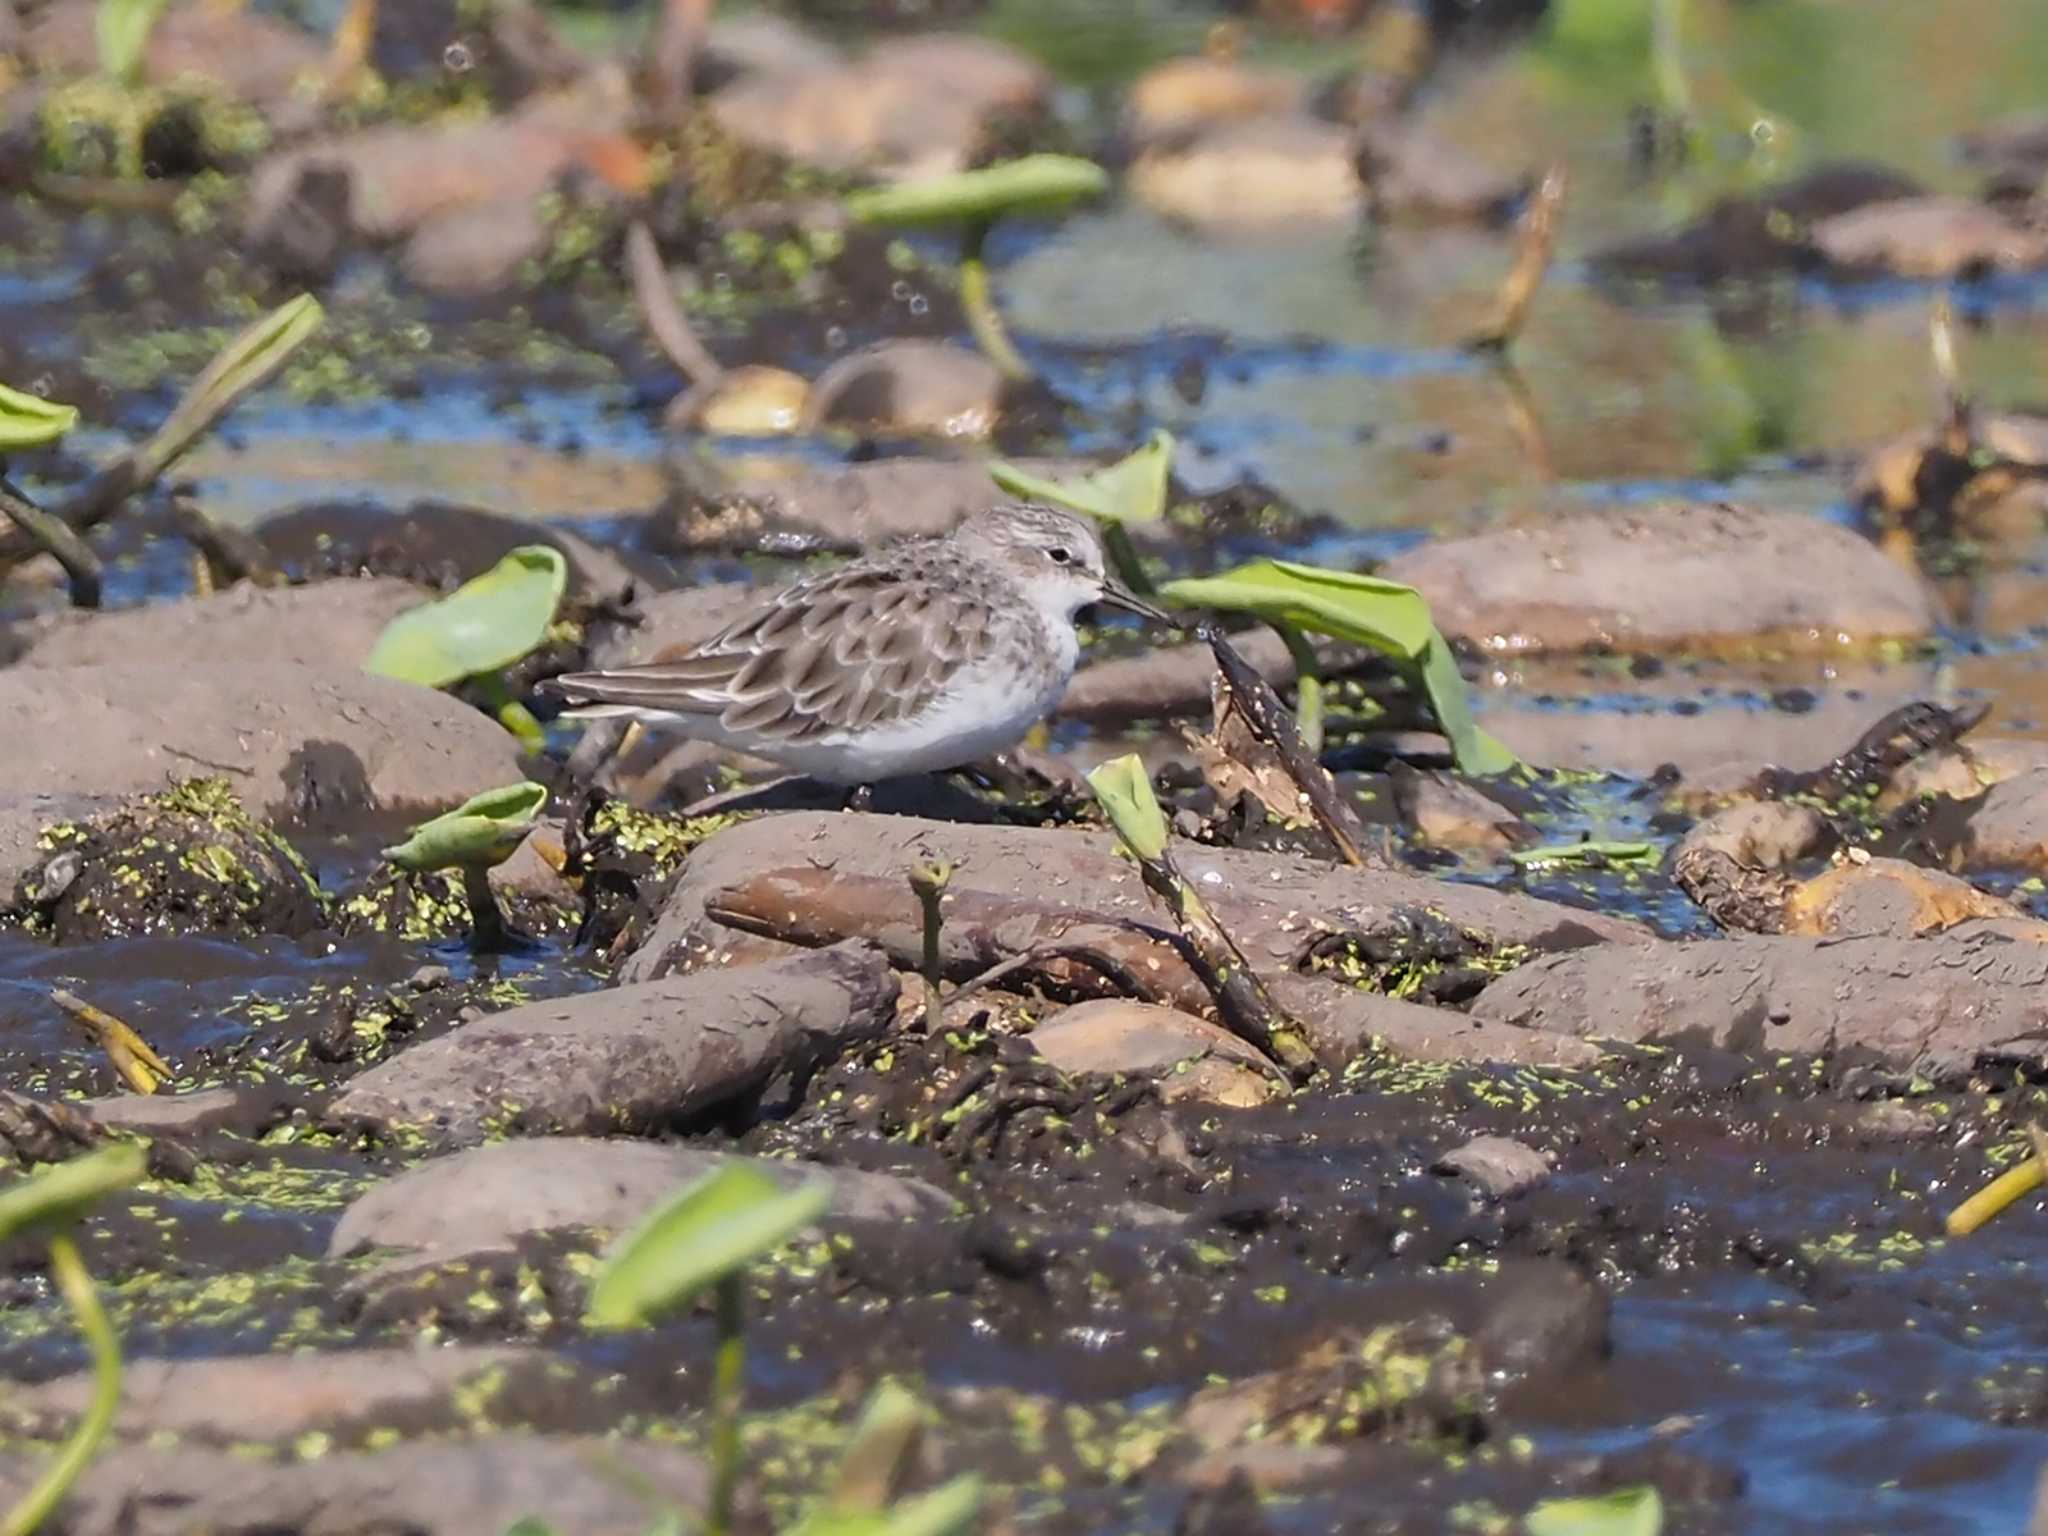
[3,0,2048,1529]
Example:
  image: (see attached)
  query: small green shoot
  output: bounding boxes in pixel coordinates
[383,782,549,873]
[992,429,1175,529]
[1525,1484,1665,1536]
[1084,754,1170,862]
[586,1162,832,1536]
[1086,754,1311,1080]
[382,781,548,950]
[585,1161,829,1330]
[0,383,80,452]
[782,1380,982,1536]
[95,0,170,87]
[0,1143,147,1536]
[842,156,1109,228]
[843,155,1108,383]
[1160,559,1516,776]
[364,545,567,749]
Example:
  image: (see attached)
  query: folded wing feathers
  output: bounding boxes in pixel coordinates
[546,570,991,742]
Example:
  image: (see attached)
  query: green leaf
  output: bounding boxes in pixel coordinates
[785,1477,983,1536]
[365,545,567,688]
[382,781,548,872]
[1085,754,1169,863]
[825,1381,926,1514]
[1525,1485,1665,1536]
[96,0,169,85]
[0,1143,148,1244]
[138,293,325,483]
[1159,560,1517,776]
[0,382,80,452]
[843,155,1108,228]
[585,1162,832,1330]
[1417,632,1519,776]
[990,431,1174,526]
[501,1521,558,1536]
[1507,839,1656,869]
[1159,560,1438,658]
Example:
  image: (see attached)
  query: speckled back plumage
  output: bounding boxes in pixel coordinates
[545,504,1111,755]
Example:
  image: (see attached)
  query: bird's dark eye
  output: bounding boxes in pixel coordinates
[1047,546,1073,565]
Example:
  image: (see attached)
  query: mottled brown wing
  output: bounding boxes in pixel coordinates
[549,565,995,741]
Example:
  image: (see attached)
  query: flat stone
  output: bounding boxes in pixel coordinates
[0,662,524,818]
[0,1434,706,1536]
[1029,1000,1277,1106]
[1434,1135,1551,1200]
[1472,928,2048,1079]
[330,1136,954,1270]
[1131,114,1365,230]
[327,943,899,1148]
[1810,195,2048,279]
[1957,767,2048,871]
[660,454,1092,554]
[0,1345,547,1445]
[627,811,1650,987]
[82,1084,287,1139]
[3,578,425,672]
[1379,503,1937,656]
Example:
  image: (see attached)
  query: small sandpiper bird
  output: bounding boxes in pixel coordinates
[542,503,1169,787]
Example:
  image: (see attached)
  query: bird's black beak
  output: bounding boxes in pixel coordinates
[1096,577,1175,627]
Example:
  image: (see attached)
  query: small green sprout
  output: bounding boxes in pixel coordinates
[586,1162,833,1536]
[382,781,548,951]
[844,155,1109,384]
[0,1143,148,1536]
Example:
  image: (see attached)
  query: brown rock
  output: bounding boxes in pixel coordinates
[1380,503,1936,656]
[628,811,1650,986]
[1810,196,2048,279]
[400,196,553,297]
[326,942,899,1148]
[1124,56,1308,145]
[1878,737,2048,811]
[330,1136,953,1274]
[659,454,1091,554]
[0,1435,706,1536]
[1781,857,2024,938]
[0,663,524,817]
[1956,766,2048,870]
[801,341,1003,439]
[1472,928,2048,1078]
[4,578,425,672]
[1029,999,1277,1105]
[0,1346,547,1446]
[708,32,1048,180]
[24,0,322,102]
[244,70,632,252]
[1131,115,1365,230]
[1354,121,1523,224]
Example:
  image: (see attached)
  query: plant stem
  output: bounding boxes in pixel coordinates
[708,1273,746,1536]
[958,220,1032,384]
[1273,624,1324,754]
[0,475,101,609]
[907,861,954,1017]
[460,864,509,952]
[3,1234,121,1536]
